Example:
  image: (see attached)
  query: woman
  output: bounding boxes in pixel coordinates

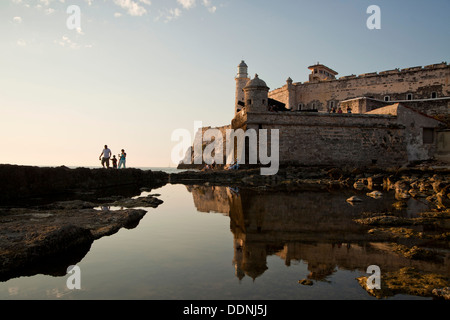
[118,149,127,169]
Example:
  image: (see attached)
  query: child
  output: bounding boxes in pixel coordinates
[111,155,118,169]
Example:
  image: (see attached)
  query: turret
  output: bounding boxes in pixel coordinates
[286,77,295,110]
[243,74,269,113]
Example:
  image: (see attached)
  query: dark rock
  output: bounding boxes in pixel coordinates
[347,196,363,203]
[38,200,96,210]
[298,279,314,286]
[109,195,164,208]
[0,165,169,204]
[394,180,410,194]
[357,267,449,299]
[367,174,385,189]
[432,287,450,300]
[0,203,160,281]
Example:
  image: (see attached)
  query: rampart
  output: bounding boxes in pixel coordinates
[269,62,450,113]
[232,111,407,168]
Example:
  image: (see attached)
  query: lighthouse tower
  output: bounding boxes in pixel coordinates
[235,60,250,115]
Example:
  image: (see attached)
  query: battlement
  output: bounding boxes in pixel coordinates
[264,62,449,93]
[335,62,449,82]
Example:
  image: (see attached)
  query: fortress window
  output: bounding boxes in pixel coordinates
[329,101,334,109]
[431,92,437,99]
[406,93,413,100]
[298,103,303,110]
[247,99,252,106]
[423,128,434,144]
[384,96,390,102]
[262,99,266,105]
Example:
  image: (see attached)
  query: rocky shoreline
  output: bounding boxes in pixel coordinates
[0,194,164,282]
[0,164,169,205]
[0,165,167,281]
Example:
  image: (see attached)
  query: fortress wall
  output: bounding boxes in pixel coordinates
[182,124,232,166]
[436,130,450,162]
[269,65,450,113]
[341,98,391,114]
[237,112,408,167]
[367,105,444,161]
[268,86,289,106]
[400,98,450,125]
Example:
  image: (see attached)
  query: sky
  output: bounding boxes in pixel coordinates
[1,0,449,168]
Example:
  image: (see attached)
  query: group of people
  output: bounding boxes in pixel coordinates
[201,160,240,171]
[99,145,127,169]
[330,106,352,114]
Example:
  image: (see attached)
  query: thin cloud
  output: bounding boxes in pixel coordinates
[55,35,80,49]
[13,16,23,23]
[155,7,182,23]
[202,0,216,13]
[114,0,148,16]
[11,0,217,23]
[177,0,196,10]
[45,7,55,14]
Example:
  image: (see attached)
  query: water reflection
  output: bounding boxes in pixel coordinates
[186,185,449,286]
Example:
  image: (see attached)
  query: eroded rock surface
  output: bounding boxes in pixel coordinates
[0,206,152,281]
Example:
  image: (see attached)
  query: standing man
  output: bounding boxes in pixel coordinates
[99,145,112,168]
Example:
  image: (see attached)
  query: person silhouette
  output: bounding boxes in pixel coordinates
[99,145,112,168]
[118,149,127,169]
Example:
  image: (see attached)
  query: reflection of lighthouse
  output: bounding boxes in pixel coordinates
[232,236,268,281]
[233,238,245,281]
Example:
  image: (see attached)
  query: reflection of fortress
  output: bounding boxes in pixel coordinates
[186,185,450,282]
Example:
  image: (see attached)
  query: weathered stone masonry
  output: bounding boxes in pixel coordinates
[269,62,450,119]
[232,109,408,167]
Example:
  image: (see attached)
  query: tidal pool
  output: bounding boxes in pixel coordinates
[0,182,444,300]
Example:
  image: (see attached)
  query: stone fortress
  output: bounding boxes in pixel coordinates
[183,60,450,168]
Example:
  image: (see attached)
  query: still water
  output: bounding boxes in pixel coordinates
[0,174,439,300]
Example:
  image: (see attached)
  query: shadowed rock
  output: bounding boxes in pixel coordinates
[0,207,150,282]
[0,165,169,205]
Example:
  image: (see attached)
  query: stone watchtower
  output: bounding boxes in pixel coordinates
[243,74,269,113]
[235,61,250,115]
